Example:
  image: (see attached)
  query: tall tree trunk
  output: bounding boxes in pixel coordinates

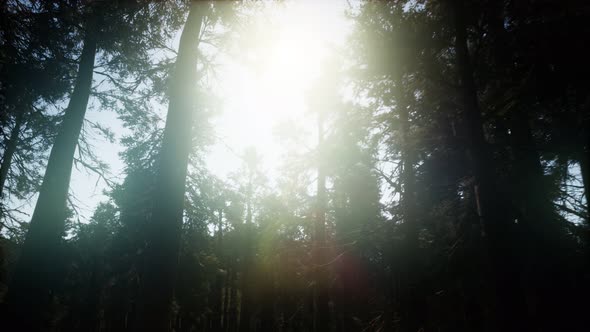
[239,165,255,332]
[509,110,554,225]
[313,109,330,332]
[486,2,569,329]
[227,266,239,332]
[3,23,97,330]
[581,146,590,282]
[239,235,254,332]
[486,0,553,229]
[134,3,203,331]
[211,209,224,331]
[581,145,590,225]
[223,266,233,332]
[221,279,229,331]
[0,110,24,198]
[79,256,102,332]
[259,269,275,332]
[258,241,275,332]
[450,1,528,330]
[509,109,563,331]
[396,73,422,332]
[0,1,25,206]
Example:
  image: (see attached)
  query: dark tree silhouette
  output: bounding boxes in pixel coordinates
[135,2,204,330]
[2,16,98,329]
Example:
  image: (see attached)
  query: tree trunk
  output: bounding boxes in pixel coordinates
[0,1,25,205]
[227,266,239,332]
[239,225,254,332]
[313,109,330,332]
[259,270,275,332]
[508,108,565,331]
[450,1,528,330]
[3,22,97,330]
[396,72,422,332]
[79,256,102,332]
[0,110,24,198]
[486,2,570,329]
[211,209,224,331]
[486,0,553,231]
[134,3,203,331]
[239,164,255,332]
[581,146,590,225]
[223,266,232,332]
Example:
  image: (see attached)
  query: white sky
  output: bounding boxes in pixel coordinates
[64,0,353,222]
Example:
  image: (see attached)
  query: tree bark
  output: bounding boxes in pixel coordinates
[223,266,232,332]
[227,266,239,332]
[396,72,423,332]
[239,161,255,332]
[0,110,24,198]
[486,2,570,329]
[0,1,25,205]
[134,3,203,331]
[581,146,590,225]
[259,268,275,332]
[239,229,254,332]
[79,256,102,332]
[3,22,97,330]
[313,108,330,332]
[450,1,528,331]
[211,209,224,331]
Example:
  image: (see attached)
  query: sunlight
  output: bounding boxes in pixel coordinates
[208,0,350,178]
[4,1,586,329]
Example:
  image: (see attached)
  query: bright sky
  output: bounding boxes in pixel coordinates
[63,0,353,222]
[207,0,351,178]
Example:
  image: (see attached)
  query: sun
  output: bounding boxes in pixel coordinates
[207,0,350,178]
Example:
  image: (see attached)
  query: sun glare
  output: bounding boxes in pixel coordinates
[208,0,350,178]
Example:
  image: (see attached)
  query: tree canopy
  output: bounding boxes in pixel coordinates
[0,1,588,331]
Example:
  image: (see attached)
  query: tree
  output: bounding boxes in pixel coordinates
[134,2,205,330]
[3,1,177,328]
[238,147,263,332]
[439,2,529,330]
[3,11,99,329]
[0,0,76,222]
